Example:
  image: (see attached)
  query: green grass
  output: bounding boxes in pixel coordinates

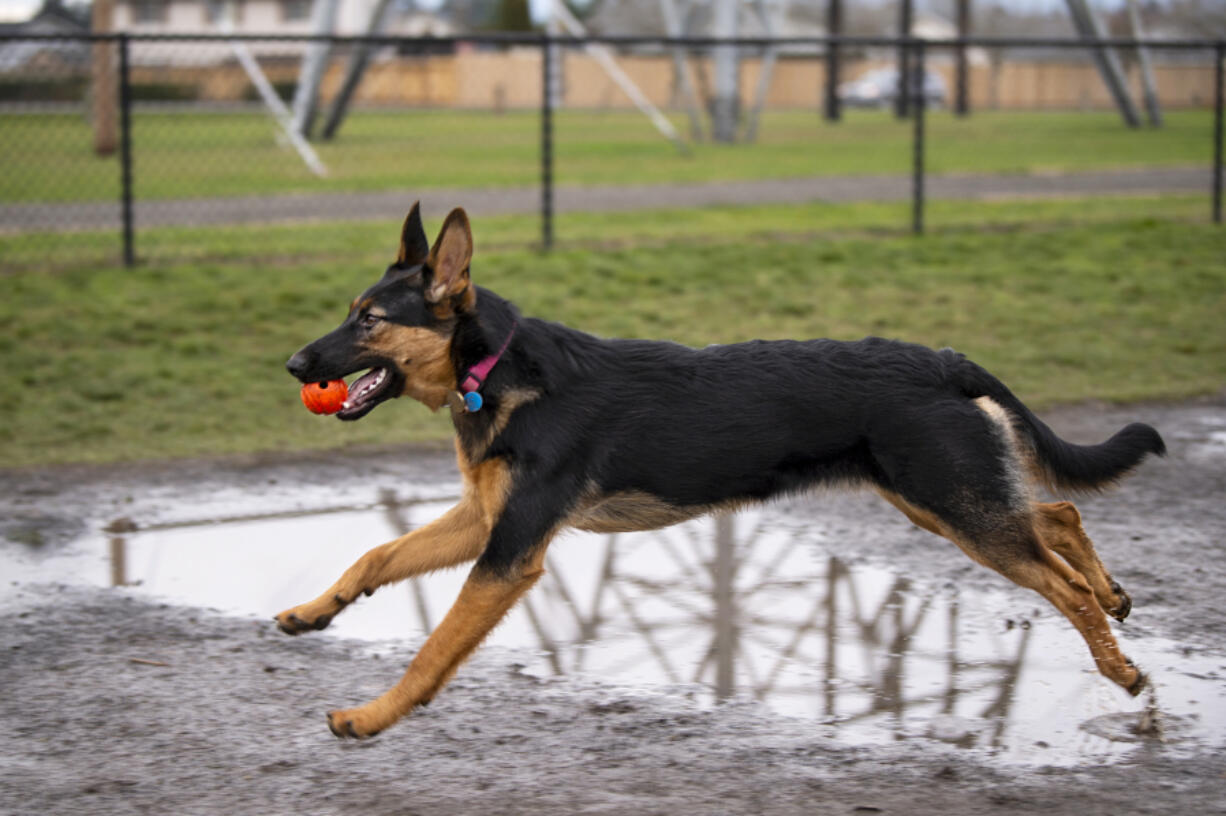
[0,108,1215,203]
[0,191,1214,271]
[1,196,1222,468]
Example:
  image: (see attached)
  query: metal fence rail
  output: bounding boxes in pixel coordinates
[1,31,1223,266]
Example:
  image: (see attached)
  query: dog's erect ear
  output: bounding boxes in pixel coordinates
[426,208,473,305]
[396,202,430,266]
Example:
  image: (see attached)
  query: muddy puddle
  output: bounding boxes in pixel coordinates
[3,484,1223,769]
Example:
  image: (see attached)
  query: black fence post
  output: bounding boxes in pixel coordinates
[912,39,926,235]
[1214,41,1223,225]
[118,32,135,266]
[541,33,554,252]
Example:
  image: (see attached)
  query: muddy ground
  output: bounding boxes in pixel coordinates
[1,395,1224,816]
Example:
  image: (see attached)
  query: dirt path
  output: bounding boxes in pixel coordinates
[1,394,1224,815]
[0,166,1212,233]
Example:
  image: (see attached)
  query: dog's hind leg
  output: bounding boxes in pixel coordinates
[992,534,1146,695]
[1034,501,1132,622]
[888,495,1146,696]
[873,401,1142,696]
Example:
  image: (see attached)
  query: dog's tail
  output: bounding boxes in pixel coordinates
[948,353,1166,492]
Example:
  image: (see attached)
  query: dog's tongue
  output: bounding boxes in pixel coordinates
[343,368,387,411]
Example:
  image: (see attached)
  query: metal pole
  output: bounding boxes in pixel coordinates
[541,35,554,251]
[321,0,395,141]
[711,0,740,142]
[824,0,842,121]
[1214,42,1224,224]
[553,0,687,152]
[1127,0,1162,127]
[741,0,778,143]
[118,32,135,267]
[291,0,339,139]
[912,39,926,235]
[1065,0,1141,127]
[660,0,705,140]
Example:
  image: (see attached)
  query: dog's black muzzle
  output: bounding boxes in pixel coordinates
[286,330,404,421]
[286,325,364,383]
[284,345,326,379]
[285,348,315,381]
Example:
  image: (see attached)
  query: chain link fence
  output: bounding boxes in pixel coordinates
[1,32,1222,270]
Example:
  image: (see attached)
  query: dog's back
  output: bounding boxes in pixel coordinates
[277,205,1164,738]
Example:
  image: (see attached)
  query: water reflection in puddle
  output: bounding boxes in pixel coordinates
[5,489,1223,767]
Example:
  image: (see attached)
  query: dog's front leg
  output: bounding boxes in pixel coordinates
[325,549,547,738]
[274,497,489,635]
[326,476,566,738]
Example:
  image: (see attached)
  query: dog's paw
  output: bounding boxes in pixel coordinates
[326,706,386,740]
[1108,581,1132,622]
[274,588,375,635]
[1125,660,1148,697]
[273,606,334,635]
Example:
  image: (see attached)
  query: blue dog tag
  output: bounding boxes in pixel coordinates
[463,391,483,413]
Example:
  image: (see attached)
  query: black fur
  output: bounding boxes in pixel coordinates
[293,262,1167,565]
[279,207,1168,733]
[951,358,1166,491]
[416,285,1164,571]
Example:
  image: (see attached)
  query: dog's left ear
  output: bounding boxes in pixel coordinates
[426,208,473,306]
[397,201,430,266]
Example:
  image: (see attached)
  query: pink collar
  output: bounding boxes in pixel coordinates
[458,320,517,412]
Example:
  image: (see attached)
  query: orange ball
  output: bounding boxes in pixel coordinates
[300,379,348,415]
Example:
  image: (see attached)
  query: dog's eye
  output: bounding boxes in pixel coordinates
[361,313,381,328]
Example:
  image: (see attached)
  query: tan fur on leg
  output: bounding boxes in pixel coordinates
[1035,501,1132,621]
[326,547,548,738]
[1009,547,1144,694]
[274,454,510,634]
[881,489,1143,695]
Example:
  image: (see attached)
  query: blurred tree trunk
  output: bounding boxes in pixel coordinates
[954,0,970,116]
[91,0,117,157]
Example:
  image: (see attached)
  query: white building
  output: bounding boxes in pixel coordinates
[113,0,450,36]
[108,0,453,65]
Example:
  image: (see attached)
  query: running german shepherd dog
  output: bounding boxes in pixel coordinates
[280,203,1165,738]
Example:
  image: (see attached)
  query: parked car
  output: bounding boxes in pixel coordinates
[838,67,947,108]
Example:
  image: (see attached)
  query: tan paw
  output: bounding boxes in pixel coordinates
[1107,580,1132,622]
[326,705,387,739]
[274,587,374,635]
[273,606,333,635]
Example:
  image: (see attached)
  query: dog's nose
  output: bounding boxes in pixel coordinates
[286,349,313,380]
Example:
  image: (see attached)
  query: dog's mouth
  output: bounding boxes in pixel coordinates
[336,367,397,421]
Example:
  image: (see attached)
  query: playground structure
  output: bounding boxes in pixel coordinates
[289,0,1165,150]
[77,0,1177,168]
[81,0,1172,167]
